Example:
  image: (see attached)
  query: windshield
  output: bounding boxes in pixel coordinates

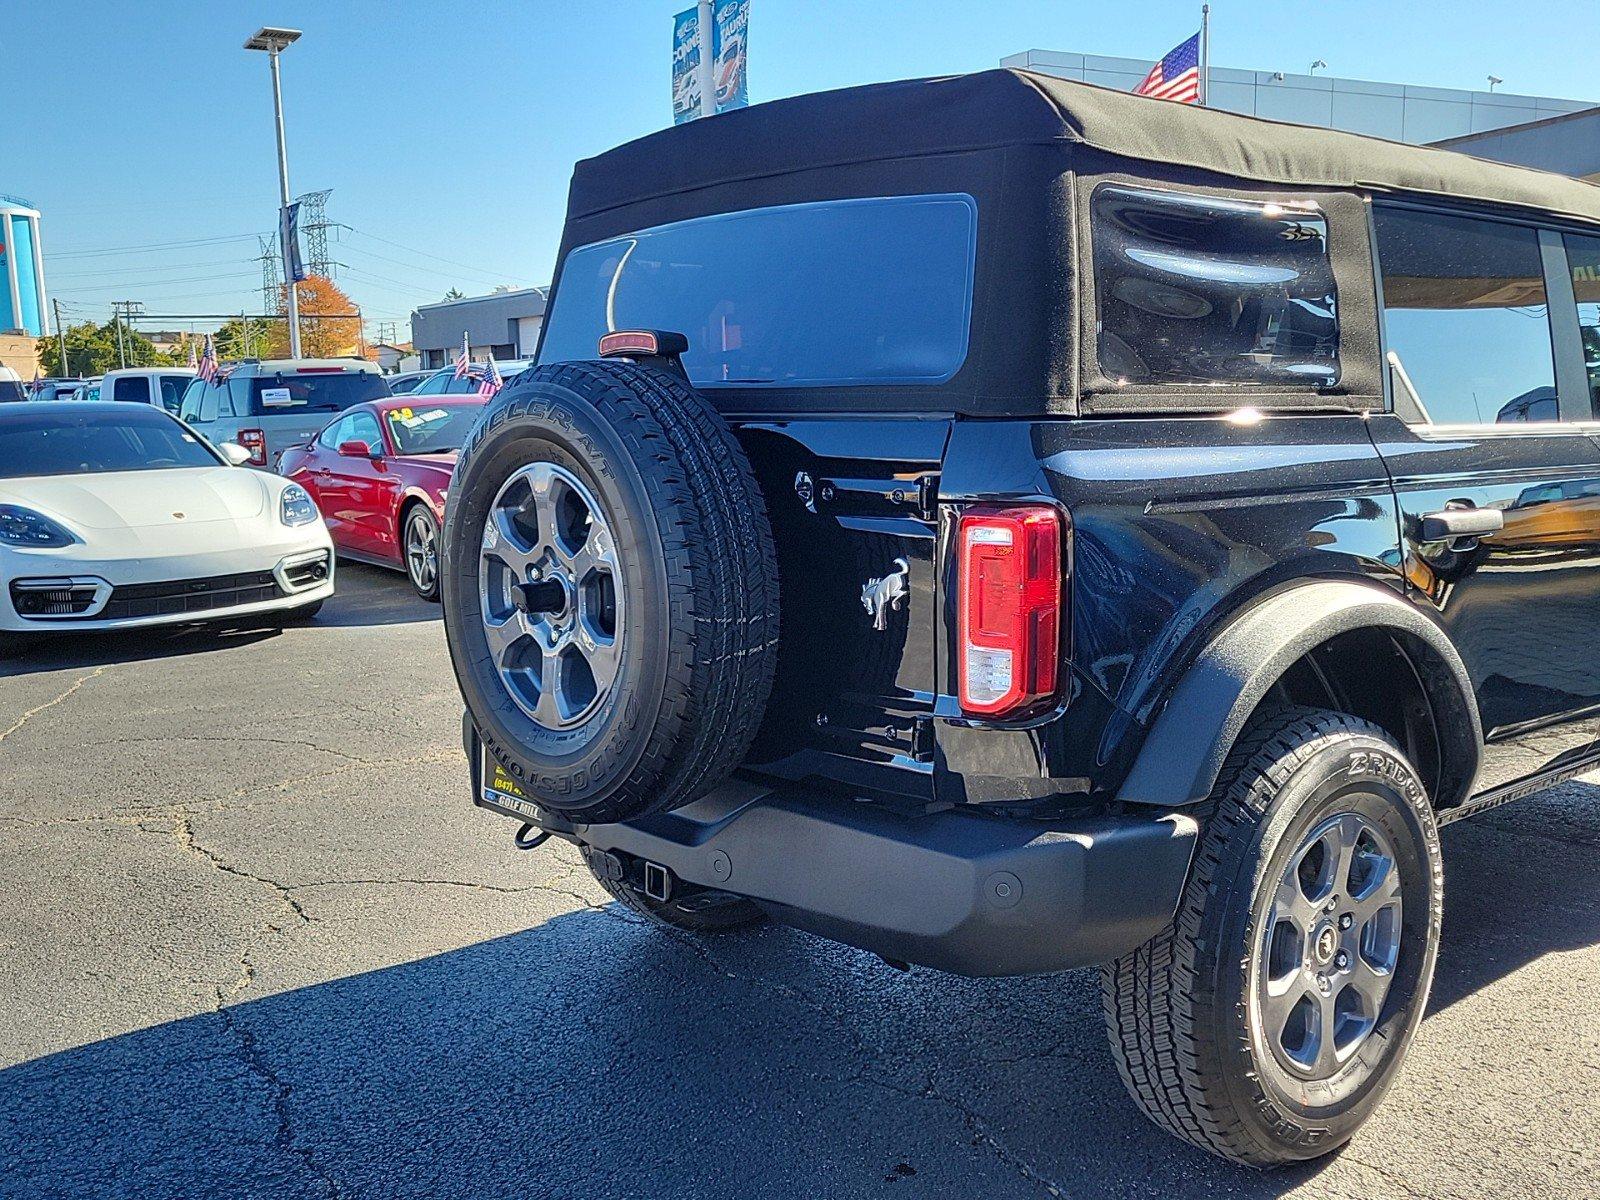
[0,408,220,478]
[247,371,390,414]
[383,403,482,454]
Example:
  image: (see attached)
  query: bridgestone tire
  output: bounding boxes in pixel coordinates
[1102,707,1443,1167]
[442,360,780,825]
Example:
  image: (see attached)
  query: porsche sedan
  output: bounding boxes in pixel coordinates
[278,397,485,600]
[0,403,334,650]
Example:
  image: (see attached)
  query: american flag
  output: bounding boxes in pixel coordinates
[197,335,219,383]
[1134,32,1202,104]
[186,340,199,371]
[453,332,471,380]
[477,356,504,400]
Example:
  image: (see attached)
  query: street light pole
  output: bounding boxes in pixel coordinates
[246,27,303,358]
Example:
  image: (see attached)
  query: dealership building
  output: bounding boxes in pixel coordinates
[0,195,47,337]
[410,286,548,370]
[1003,50,1598,177]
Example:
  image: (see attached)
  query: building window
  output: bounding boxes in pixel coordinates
[1092,185,1340,387]
[1375,206,1555,425]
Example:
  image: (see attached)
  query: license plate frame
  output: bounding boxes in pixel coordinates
[476,743,544,824]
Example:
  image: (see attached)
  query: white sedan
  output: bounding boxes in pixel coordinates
[0,402,334,645]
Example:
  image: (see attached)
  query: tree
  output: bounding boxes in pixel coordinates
[214,317,273,361]
[269,275,362,358]
[36,320,178,376]
[442,288,465,301]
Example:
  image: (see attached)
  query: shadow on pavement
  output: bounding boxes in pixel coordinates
[5,791,1597,1199]
[0,562,437,679]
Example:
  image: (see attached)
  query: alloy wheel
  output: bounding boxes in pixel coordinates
[1254,811,1404,1079]
[478,461,624,731]
[406,511,438,594]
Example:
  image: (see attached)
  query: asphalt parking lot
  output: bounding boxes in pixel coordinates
[2,564,1598,1200]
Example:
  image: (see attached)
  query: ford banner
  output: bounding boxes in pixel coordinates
[671,6,703,125]
[673,0,747,123]
[711,0,749,115]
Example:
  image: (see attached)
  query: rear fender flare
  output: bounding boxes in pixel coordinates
[1116,581,1481,809]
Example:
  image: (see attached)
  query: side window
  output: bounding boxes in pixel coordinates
[346,411,383,449]
[159,376,189,414]
[221,376,250,419]
[1091,186,1340,387]
[414,372,448,395]
[1374,206,1555,426]
[318,415,351,450]
[1563,233,1600,415]
[198,381,221,423]
[178,379,206,422]
[112,376,148,403]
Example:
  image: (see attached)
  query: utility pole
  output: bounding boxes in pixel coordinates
[697,0,715,118]
[245,27,304,357]
[112,303,127,367]
[52,297,68,377]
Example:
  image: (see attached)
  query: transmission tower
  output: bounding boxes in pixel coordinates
[295,188,335,278]
[258,235,283,315]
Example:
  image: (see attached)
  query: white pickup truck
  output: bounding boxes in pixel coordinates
[100,367,198,414]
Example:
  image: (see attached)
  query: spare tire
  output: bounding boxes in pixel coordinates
[442,359,779,824]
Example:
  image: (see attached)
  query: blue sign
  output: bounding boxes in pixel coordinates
[711,0,749,115]
[671,7,702,125]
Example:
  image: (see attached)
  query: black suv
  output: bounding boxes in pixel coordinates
[442,70,1600,1166]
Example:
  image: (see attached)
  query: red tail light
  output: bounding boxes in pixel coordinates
[238,428,268,466]
[957,504,1063,718]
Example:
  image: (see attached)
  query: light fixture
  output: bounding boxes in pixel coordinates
[244,26,301,52]
[1309,59,1327,76]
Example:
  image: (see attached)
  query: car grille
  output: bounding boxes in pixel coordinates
[100,570,285,620]
[10,580,101,617]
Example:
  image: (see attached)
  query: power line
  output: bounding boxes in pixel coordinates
[55,271,260,294]
[45,232,267,260]
[49,257,258,280]
[341,225,509,281]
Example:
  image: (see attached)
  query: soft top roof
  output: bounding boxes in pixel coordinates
[570,67,1600,227]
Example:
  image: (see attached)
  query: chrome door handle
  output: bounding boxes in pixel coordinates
[1420,507,1502,543]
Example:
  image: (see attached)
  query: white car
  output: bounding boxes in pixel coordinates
[0,402,334,647]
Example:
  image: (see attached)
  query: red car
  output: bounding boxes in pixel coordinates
[278,398,484,600]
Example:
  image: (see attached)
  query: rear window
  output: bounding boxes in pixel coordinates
[244,371,389,415]
[0,379,23,404]
[538,194,978,387]
[0,408,219,477]
[1092,185,1340,387]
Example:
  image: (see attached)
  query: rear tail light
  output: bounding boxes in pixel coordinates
[957,504,1063,718]
[238,428,267,466]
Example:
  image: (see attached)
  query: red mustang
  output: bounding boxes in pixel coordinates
[278,398,484,599]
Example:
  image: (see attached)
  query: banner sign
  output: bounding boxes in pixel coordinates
[280,201,307,283]
[673,0,747,123]
[710,0,749,115]
[671,7,703,125]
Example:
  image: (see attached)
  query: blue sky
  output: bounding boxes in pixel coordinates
[6,0,1594,335]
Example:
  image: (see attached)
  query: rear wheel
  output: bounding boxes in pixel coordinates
[1102,707,1442,1166]
[403,505,441,601]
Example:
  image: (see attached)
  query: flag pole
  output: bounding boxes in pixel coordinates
[1199,4,1211,107]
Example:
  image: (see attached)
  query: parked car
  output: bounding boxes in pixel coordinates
[279,397,483,600]
[409,360,534,396]
[176,358,389,470]
[0,367,24,403]
[0,401,332,651]
[385,369,432,395]
[30,378,86,402]
[443,69,1600,1167]
[67,377,102,402]
[101,366,197,414]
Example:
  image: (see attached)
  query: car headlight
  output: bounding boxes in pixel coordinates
[279,483,320,528]
[0,504,78,548]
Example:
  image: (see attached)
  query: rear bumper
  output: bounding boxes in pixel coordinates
[468,725,1197,977]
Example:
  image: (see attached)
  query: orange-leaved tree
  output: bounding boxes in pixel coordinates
[270,275,362,358]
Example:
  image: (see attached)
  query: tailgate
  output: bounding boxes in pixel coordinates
[734,417,950,799]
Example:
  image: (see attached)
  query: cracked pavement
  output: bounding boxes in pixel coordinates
[2,564,1599,1199]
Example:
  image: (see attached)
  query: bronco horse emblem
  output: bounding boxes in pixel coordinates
[860,558,911,631]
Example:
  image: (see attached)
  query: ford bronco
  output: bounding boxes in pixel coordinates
[442,70,1600,1165]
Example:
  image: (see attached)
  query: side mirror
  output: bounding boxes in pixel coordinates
[338,439,375,459]
[219,442,253,466]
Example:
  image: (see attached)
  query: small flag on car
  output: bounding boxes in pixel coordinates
[197,335,219,383]
[1134,30,1202,104]
[453,332,471,380]
[186,340,199,370]
[478,355,504,400]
